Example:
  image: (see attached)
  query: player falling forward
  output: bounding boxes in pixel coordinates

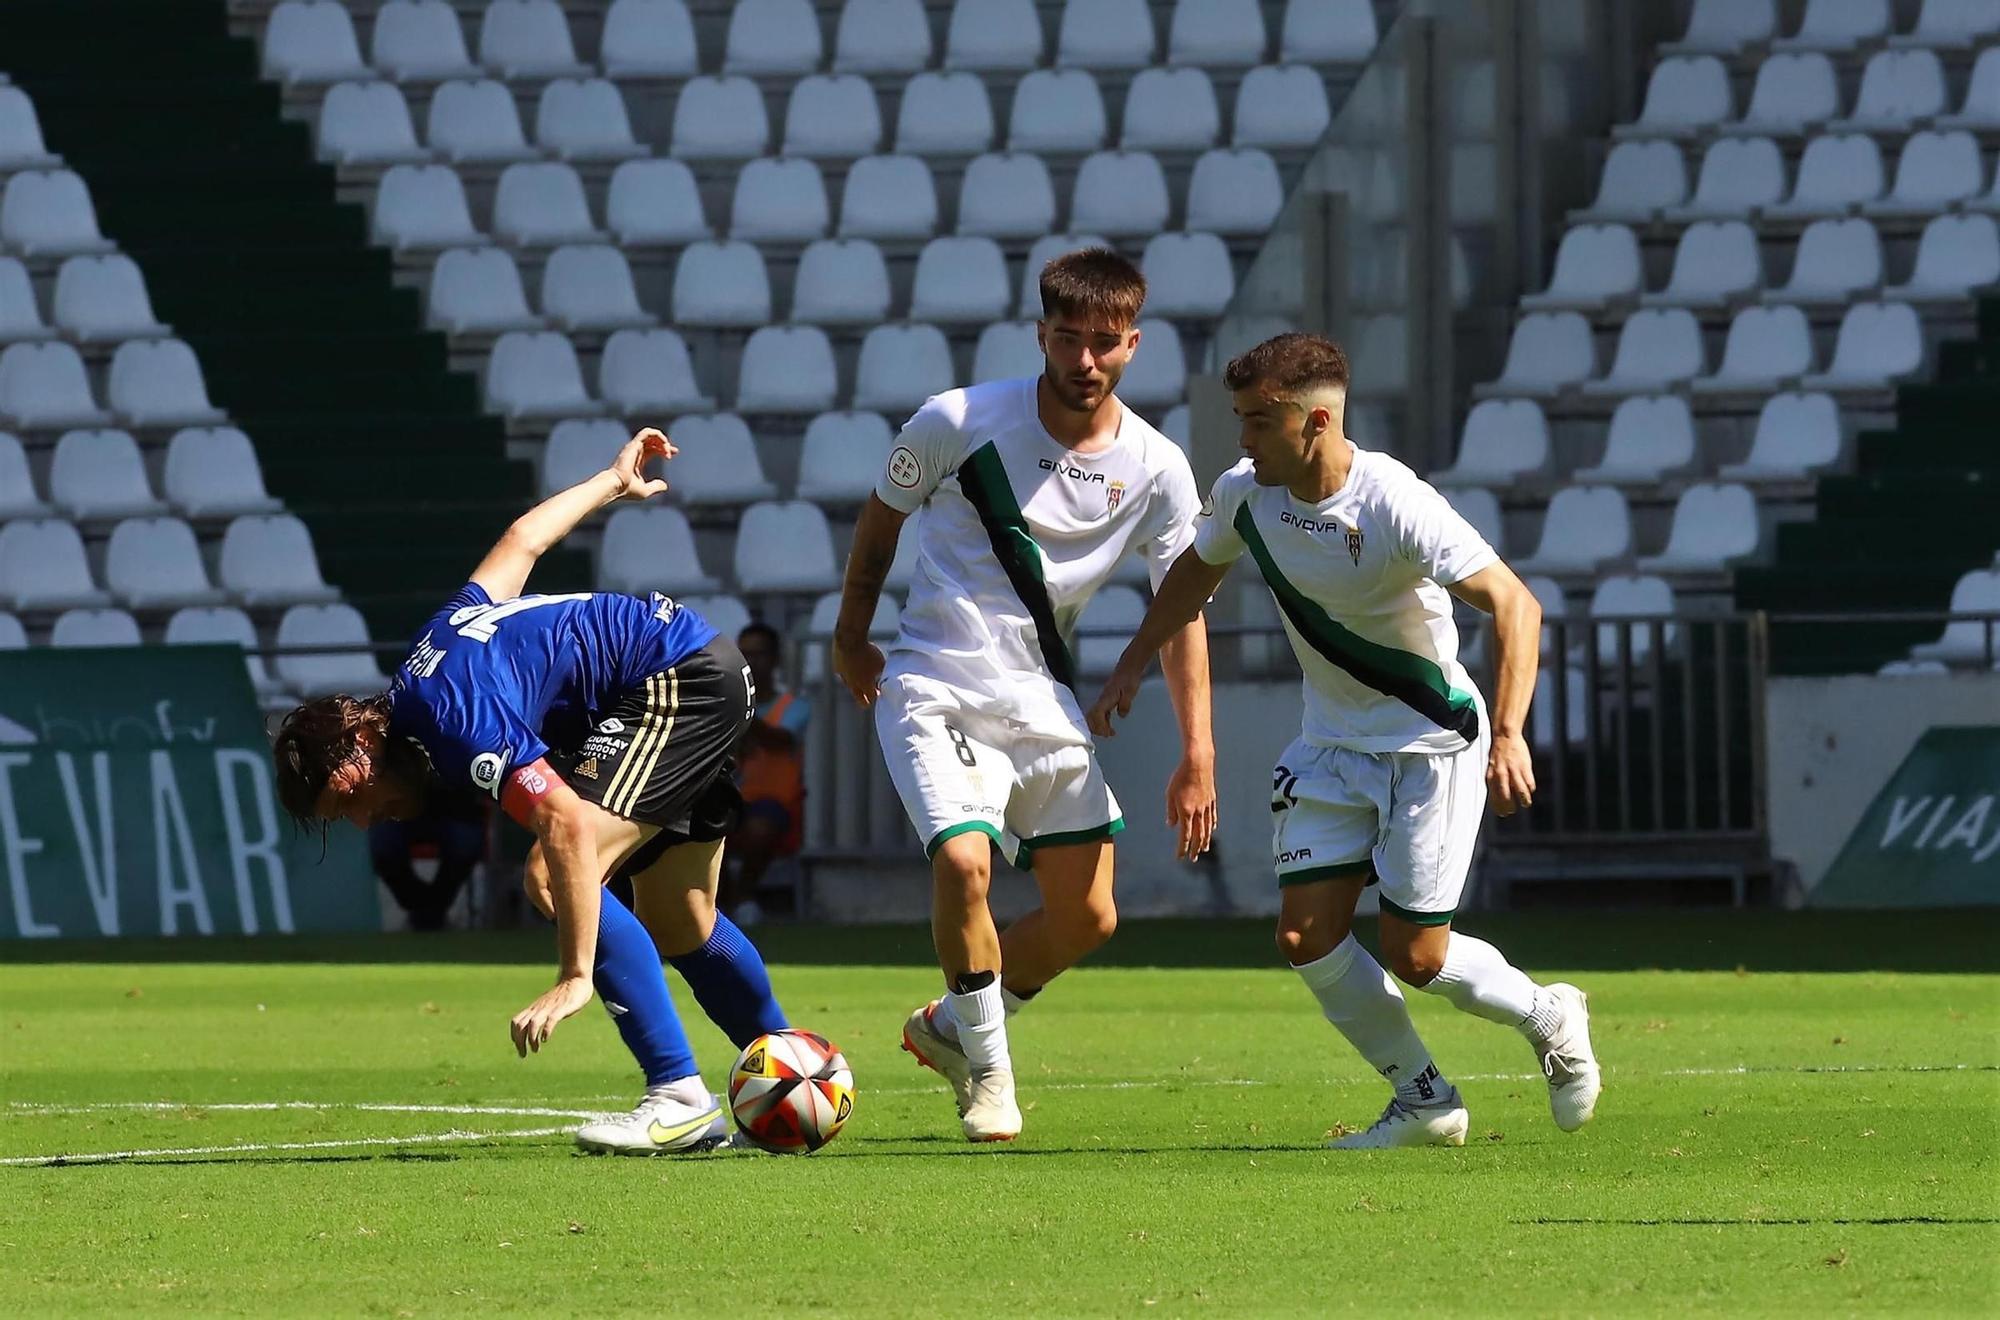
[1089,333,1600,1148]
[273,430,789,1154]
[832,248,1217,1142]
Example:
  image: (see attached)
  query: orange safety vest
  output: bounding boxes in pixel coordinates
[739,692,806,841]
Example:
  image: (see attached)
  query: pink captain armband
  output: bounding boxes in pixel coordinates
[500,757,560,827]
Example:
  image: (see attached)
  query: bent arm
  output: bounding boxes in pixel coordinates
[471,470,625,604]
[833,494,910,646]
[522,776,603,981]
[1157,614,1213,759]
[1447,561,1541,739]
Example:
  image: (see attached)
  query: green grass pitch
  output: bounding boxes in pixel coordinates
[3,912,1995,1316]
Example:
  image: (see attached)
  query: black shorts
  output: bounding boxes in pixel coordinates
[546,638,754,862]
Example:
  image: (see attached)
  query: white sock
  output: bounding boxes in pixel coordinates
[934,984,1029,1041]
[1000,985,1030,1017]
[644,1075,711,1108]
[1296,935,1453,1109]
[945,981,1011,1073]
[1420,932,1556,1043]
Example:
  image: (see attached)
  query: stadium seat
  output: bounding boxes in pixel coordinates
[671,240,773,327]
[0,86,61,171]
[1281,0,1377,62]
[599,506,718,595]
[735,501,841,592]
[425,79,536,165]
[1892,0,2000,49]
[1056,0,1155,69]
[1159,404,1191,451]
[1691,304,1814,394]
[1169,0,1266,68]
[1799,301,1923,392]
[671,76,770,161]
[372,164,485,250]
[0,342,110,430]
[51,429,163,519]
[662,413,780,502]
[164,427,283,519]
[1017,233,1114,316]
[1587,574,1678,665]
[1723,53,1838,138]
[0,259,53,343]
[837,155,938,240]
[1233,65,1332,149]
[1141,232,1235,318]
[1765,134,1884,218]
[1476,311,1594,398]
[54,255,169,343]
[493,162,603,246]
[724,0,822,75]
[1185,149,1283,235]
[1519,224,1642,312]
[895,72,995,156]
[1910,570,2000,663]
[784,75,884,160]
[0,612,23,649]
[1863,130,1983,217]
[1573,140,1688,222]
[731,158,830,242]
[606,159,709,246]
[957,153,1057,239]
[1640,220,1761,309]
[1441,486,1505,552]
[1617,56,1732,138]
[736,327,839,415]
[1667,136,1786,222]
[1763,218,1881,305]
[1939,47,2000,130]
[108,340,227,429]
[541,417,627,497]
[263,1,371,86]
[1077,584,1147,676]
[1878,657,1951,677]
[1434,399,1550,487]
[536,79,645,162]
[1122,68,1220,151]
[1348,313,1407,395]
[944,0,1044,72]
[370,0,481,82]
[1773,0,1890,53]
[275,604,384,697]
[853,324,955,413]
[910,237,1011,324]
[1511,487,1632,577]
[1119,319,1186,406]
[105,517,223,610]
[1575,395,1695,485]
[218,514,339,607]
[1071,151,1171,237]
[1637,482,1759,573]
[800,590,898,680]
[834,0,932,75]
[1008,69,1108,153]
[600,0,699,78]
[165,605,289,699]
[317,81,432,166]
[1,170,116,258]
[797,410,895,502]
[1719,392,1842,481]
[540,245,655,333]
[1580,309,1705,398]
[792,239,892,325]
[0,432,49,518]
[1662,0,1777,54]
[681,594,753,646]
[971,320,1044,383]
[1836,50,1949,134]
[484,331,602,420]
[50,607,140,648]
[1885,213,2000,301]
[0,518,110,610]
[477,0,588,79]
[428,247,543,334]
[600,328,713,415]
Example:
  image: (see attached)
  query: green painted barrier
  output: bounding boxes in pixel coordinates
[1813,726,2000,908]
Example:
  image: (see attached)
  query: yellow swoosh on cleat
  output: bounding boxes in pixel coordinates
[646,1108,720,1148]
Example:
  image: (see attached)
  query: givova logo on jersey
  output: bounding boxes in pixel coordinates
[1279,509,1365,565]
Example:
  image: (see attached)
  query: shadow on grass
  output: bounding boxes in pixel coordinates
[1523,1217,2000,1227]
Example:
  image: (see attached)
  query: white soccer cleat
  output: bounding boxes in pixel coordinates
[1327,1096,1469,1150]
[1536,982,1602,1132]
[573,1090,729,1156]
[961,1067,1022,1143]
[901,999,976,1117]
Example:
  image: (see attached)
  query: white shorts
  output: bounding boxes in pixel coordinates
[1269,728,1490,925]
[875,671,1124,867]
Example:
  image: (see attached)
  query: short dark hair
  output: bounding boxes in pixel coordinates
[271,692,402,831]
[1223,332,1351,396]
[1039,247,1146,327]
[737,621,780,650]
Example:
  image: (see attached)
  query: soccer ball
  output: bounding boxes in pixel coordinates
[727,1029,855,1153]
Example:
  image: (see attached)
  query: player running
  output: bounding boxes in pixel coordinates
[1088,333,1600,1148]
[272,430,788,1155]
[831,248,1217,1143]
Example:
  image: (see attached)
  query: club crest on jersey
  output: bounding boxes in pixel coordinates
[1106,479,1126,512]
[1345,525,1364,566]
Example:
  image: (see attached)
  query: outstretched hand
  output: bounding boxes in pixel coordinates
[609,428,676,501]
[1085,659,1145,738]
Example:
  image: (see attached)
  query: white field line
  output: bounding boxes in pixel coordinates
[0,1125,575,1168]
[3,1101,605,1120]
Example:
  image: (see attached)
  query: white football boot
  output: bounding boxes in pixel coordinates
[961,1067,1023,1143]
[901,999,976,1117]
[1327,1095,1469,1150]
[1535,982,1602,1132]
[573,1088,729,1156]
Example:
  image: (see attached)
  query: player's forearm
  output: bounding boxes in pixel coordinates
[1158,618,1214,760]
[833,496,902,646]
[1118,551,1222,676]
[538,807,602,980]
[1486,586,1542,739]
[509,469,623,558]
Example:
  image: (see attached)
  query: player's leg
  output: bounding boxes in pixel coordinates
[991,744,1123,996]
[627,829,788,1049]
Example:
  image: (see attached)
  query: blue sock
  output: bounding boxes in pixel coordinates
[594,889,697,1086]
[668,913,789,1048]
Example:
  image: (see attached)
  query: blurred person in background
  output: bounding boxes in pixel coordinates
[721,621,811,926]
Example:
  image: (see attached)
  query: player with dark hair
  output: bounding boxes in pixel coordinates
[273,429,788,1154]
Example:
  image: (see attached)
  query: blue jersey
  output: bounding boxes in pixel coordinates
[387,583,719,801]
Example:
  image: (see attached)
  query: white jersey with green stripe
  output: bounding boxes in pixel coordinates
[874,377,1201,743]
[1193,447,1497,754]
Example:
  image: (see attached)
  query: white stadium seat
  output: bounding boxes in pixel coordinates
[853,324,955,413]
[599,506,718,595]
[797,411,895,502]
[671,76,770,161]
[106,517,223,610]
[264,1,371,85]
[0,519,109,610]
[1169,0,1266,68]
[541,245,655,333]
[682,595,753,647]
[1,170,116,258]
[1575,395,1695,485]
[1864,129,1984,217]
[0,613,24,649]
[1939,48,2000,130]
[895,72,995,156]
[736,327,839,415]
[1118,318,1186,407]
[671,240,772,327]
[1077,585,1147,677]
[1513,485,1631,576]
[1159,404,1190,451]
[1911,570,2000,663]
[1588,575,1678,664]
[370,0,480,82]
[724,0,822,75]
[1282,0,1377,62]
[1720,392,1842,481]
[165,427,282,518]
[1441,487,1504,552]
[1141,231,1235,318]
[1668,136,1786,222]
[1185,149,1283,234]
[1835,50,1948,133]
[1057,0,1155,69]
[731,157,830,242]
[1640,220,1761,309]
[0,432,49,518]
[1574,140,1687,222]
[0,86,62,171]
[801,590,898,680]
[54,255,169,344]
[1663,0,1776,55]
[1618,56,1732,138]
[1071,150,1171,237]
[1892,0,2000,50]
[601,328,713,415]
[1009,69,1108,154]
[792,239,892,325]
[600,0,699,78]
[484,331,602,420]
[1886,214,2000,301]
[108,339,227,429]
[661,413,779,503]
[1773,0,1890,53]
[606,159,709,246]
[1691,304,1814,394]
[1723,53,1838,137]
[944,0,1043,72]
[1434,399,1549,487]
[1519,224,1642,311]
[493,162,603,246]
[735,501,841,592]
[784,75,884,160]
[1637,483,1759,573]
[429,247,543,335]
[910,236,1011,324]
[425,79,537,165]
[1122,67,1220,151]
[51,429,164,519]
[0,259,53,343]
[219,514,339,607]
[477,0,589,79]
[50,608,141,648]
[165,606,289,699]
[536,79,645,162]
[834,0,932,75]
[1799,301,1923,392]
[971,320,1044,384]
[372,164,485,250]
[1018,233,1114,317]
[541,417,627,497]
[1477,311,1594,398]
[1766,134,1884,219]
[1879,658,1951,677]
[1350,313,1406,395]
[1579,308,1704,397]
[957,153,1057,238]
[317,81,431,167]
[837,155,939,239]
[1233,65,1331,149]
[0,342,111,430]
[276,604,384,697]
[1763,218,1881,306]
